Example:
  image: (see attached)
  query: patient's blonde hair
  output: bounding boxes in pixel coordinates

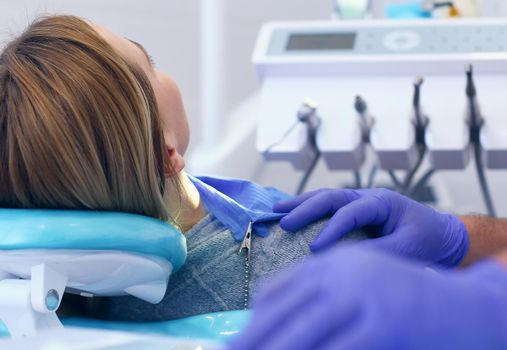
[0,15,170,220]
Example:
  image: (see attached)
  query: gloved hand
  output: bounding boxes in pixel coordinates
[229,245,507,350]
[274,188,468,267]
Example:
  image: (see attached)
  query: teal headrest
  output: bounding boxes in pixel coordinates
[0,209,186,272]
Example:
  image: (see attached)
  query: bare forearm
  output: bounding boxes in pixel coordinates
[460,215,507,266]
[494,248,507,267]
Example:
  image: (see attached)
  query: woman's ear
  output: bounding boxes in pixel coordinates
[163,146,185,177]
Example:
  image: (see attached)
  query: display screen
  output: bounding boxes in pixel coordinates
[286,33,356,51]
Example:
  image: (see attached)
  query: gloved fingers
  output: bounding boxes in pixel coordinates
[235,276,318,350]
[272,188,328,213]
[250,298,358,350]
[279,189,359,232]
[358,227,430,262]
[311,196,389,252]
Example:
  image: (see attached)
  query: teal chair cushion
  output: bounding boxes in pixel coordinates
[0,311,251,343]
[62,310,251,343]
[0,209,186,271]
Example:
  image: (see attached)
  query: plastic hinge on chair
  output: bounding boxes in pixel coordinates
[0,264,67,337]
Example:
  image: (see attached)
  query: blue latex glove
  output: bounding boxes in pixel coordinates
[274,188,469,267]
[229,245,507,350]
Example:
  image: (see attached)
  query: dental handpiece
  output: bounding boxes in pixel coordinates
[465,64,484,141]
[464,64,496,217]
[354,95,374,143]
[264,99,320,153]
[297,99,321,144]
[412,76,429,145]
[413,77,429,127]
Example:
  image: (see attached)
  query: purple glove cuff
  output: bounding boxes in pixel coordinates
[437,214,469,267]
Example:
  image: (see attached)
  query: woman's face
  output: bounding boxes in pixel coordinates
[93,24,190,156]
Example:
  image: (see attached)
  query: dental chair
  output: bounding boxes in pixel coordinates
[0,209,249,347]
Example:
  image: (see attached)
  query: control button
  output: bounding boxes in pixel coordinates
[383,30,421,51]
